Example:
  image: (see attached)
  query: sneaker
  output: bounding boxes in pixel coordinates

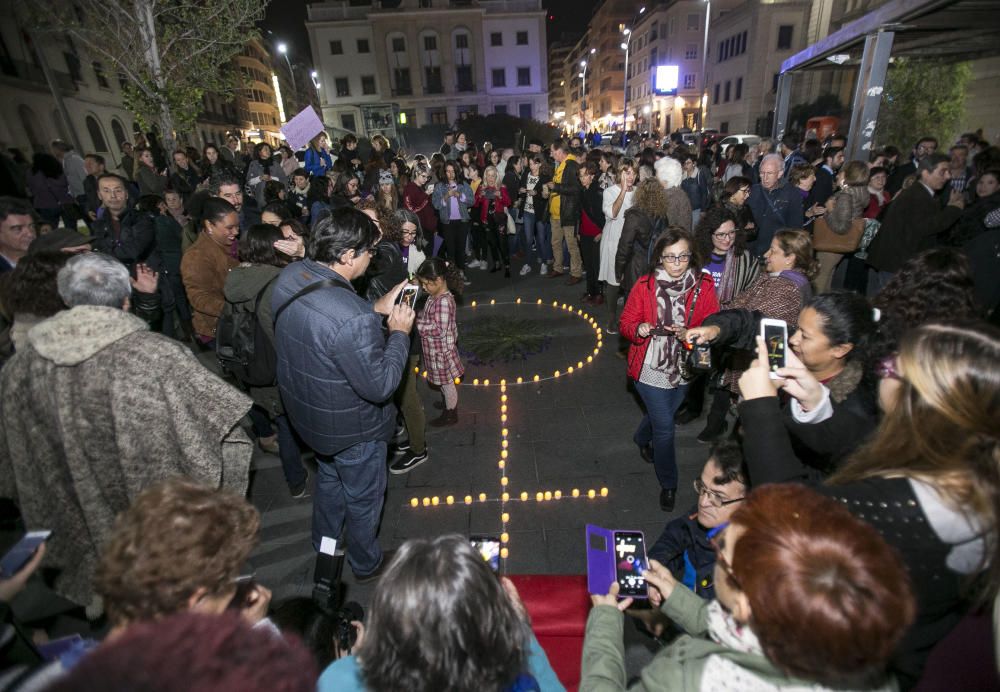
[289,469,310,499]
[605,322,618,335]
[390,450,429,474]
[395,439,412,452]
[519,264,532,276]
[394,423,407,439]
[539,263,549,276]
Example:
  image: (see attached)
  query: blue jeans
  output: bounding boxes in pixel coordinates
[522,212,553,262]
[274,413,307,489]
[313,440,388,576]
[633,381,689,491]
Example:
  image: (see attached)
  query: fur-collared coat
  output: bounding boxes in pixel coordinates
[0,306,252,608]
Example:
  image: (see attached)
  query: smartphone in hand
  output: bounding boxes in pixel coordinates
[0,531,51,578]
[760,318,788,379]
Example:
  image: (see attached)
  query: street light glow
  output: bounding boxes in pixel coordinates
[639,6,646,12]
[590,48,596,54]
[277,42,287,54]
[580,60,587,67]
[623,27,631,35]
[621,42,628,49]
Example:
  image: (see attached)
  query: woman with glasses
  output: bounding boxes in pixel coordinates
[403,164,438,247]
[582,483,915,691]
[718,175,756,242]
[620,227,720,512]
[737,321,999,687]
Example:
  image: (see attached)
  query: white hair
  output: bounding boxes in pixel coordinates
[761,153,784,170]
[654,156,682,189]
[57,252,132,308]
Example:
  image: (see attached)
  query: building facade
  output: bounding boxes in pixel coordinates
[306,0,549,136]
[703,0,812,134]
[547,40,574,123]
[0,5,140,173]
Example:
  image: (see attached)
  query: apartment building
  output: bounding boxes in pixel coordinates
[548,40,574,122]
[704,0,811,134]
[306,0,548,135]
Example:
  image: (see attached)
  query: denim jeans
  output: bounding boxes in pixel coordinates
[522,212,553,262]
[248,405,274,438]
[633,380,689,491]
[313,440,388,576]
[274,413,308,489]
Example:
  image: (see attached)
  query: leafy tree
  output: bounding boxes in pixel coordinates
[874,58,970,149]
[23,0,269,155]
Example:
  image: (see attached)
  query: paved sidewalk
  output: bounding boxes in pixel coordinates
[247,264,713,610]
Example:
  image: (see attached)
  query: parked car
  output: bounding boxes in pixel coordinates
[719,134,761,153]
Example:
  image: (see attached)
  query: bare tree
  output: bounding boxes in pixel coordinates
[24,0,270,155]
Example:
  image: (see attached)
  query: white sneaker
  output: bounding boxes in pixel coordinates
[539,263,549,276]
[519,264,532,276]
[466,259,478,269]
[479,260,490,271]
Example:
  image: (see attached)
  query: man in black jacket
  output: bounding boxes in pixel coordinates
[867,153,964,288]
[811,146,844,206]
[543,139,583,284]
[90,173,157,272]
[886,136,937,195]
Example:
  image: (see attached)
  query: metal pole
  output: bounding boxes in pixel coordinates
[622,41,630,132]
[846,30,894,161]
[701,0,710,129]
[772,72,792,142]
[282,54,297,113]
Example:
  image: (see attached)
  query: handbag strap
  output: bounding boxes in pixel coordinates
[273,278,352,324]
[683,274,704,328]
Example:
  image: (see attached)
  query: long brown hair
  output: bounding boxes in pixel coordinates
[774,228,819,279]
[832,322,1000,600]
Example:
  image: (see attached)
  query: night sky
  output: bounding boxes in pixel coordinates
[260,0,592,62]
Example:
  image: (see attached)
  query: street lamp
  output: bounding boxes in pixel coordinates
[701,0,711,130]
[621,6,645,135]
[276,42,297,112]
[579,48,596,132]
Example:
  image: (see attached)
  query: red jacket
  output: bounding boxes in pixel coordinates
[472,185,512,223]
[620,271,720,381]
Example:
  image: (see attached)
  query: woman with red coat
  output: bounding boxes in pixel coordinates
[472,166,512,277]
[403,163,438,247]
[620,226,719,511]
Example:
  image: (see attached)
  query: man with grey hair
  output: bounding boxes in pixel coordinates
[746,153,804,256]
[0,252,252,611]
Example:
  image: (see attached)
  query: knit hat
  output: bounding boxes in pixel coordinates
[378,169,394,186]
[654,157,682,189]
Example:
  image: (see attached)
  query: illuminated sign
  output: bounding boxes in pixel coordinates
[653,65,679,95]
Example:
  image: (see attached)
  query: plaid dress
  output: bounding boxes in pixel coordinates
[417,292,464,385]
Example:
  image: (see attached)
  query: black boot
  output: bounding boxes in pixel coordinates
[659,488,676,512]
[430,407,458,427]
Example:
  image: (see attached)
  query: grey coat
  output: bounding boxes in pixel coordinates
[0,306,252,608]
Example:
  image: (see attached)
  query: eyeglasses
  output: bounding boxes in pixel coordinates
[694,478,744,508]
[401,229,418,237]
[739,187,751,194]
[712,231,736,240]
[660,253,692,264]
[708,523,741,588]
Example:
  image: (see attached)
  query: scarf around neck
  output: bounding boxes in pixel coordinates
[646,269,697,385]
[717,247,739,304]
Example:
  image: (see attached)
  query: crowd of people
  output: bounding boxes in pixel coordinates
[0,120,997,691]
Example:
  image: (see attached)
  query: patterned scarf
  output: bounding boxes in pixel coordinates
[716,247,738,305]
[646,269,697,384]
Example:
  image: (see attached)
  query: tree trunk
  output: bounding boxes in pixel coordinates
[135,0,176,156]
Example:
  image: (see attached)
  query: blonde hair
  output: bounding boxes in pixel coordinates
[631,178,669,219]
[482,165,499,186]
[832,322,1000,599]
[616,157,637,185]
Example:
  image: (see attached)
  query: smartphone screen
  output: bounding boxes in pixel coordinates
[763,322,788,373]
[613,531,649,598]
[0,530,51,578]
[470,536,501,574]
[398,285,419,308]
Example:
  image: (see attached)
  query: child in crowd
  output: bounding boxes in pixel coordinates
[287,168,311,221]
[415,257,464,427]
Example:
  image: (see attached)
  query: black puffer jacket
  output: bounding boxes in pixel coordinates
[615,207,664,294]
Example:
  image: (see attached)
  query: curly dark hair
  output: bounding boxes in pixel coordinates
[694,205,744,259]
[95,478,259,627]
[0,250,70,317]
[872,248,978,360]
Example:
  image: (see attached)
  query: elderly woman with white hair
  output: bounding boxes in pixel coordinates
[654,156,693,233]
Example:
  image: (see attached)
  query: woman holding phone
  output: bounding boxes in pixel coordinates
[620,227,719,512]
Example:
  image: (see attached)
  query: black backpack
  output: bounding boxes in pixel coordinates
[645,216,668,267]
[216,279,277,387]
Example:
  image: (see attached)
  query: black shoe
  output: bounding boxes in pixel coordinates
[659,488,676,512]
[697,420,728,444]
[504,267,511,278]
[288,469,310,499]
[395,439,412,453]
[390,450,428,474]
[638,443,653,464]
[676,408,700,425]
[432,400,445,410]
[355,550,396,585]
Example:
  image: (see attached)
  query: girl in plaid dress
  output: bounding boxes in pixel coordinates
[415,257,465,426]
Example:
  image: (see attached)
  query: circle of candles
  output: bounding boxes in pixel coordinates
[465,495,473,505]
[600,487,609,497]
[432,496,440,506]
[422,497,431,506]
[544,491,552,501]
[410,498,419,507]
[479,493,487,502]
[554,490,562,499]
[588,489,596,499]
[446,495,454,505]
[572,488,580,497]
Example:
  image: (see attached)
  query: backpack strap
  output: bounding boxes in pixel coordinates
[273,278,352,325]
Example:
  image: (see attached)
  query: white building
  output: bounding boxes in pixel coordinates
[306,0,549,135]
